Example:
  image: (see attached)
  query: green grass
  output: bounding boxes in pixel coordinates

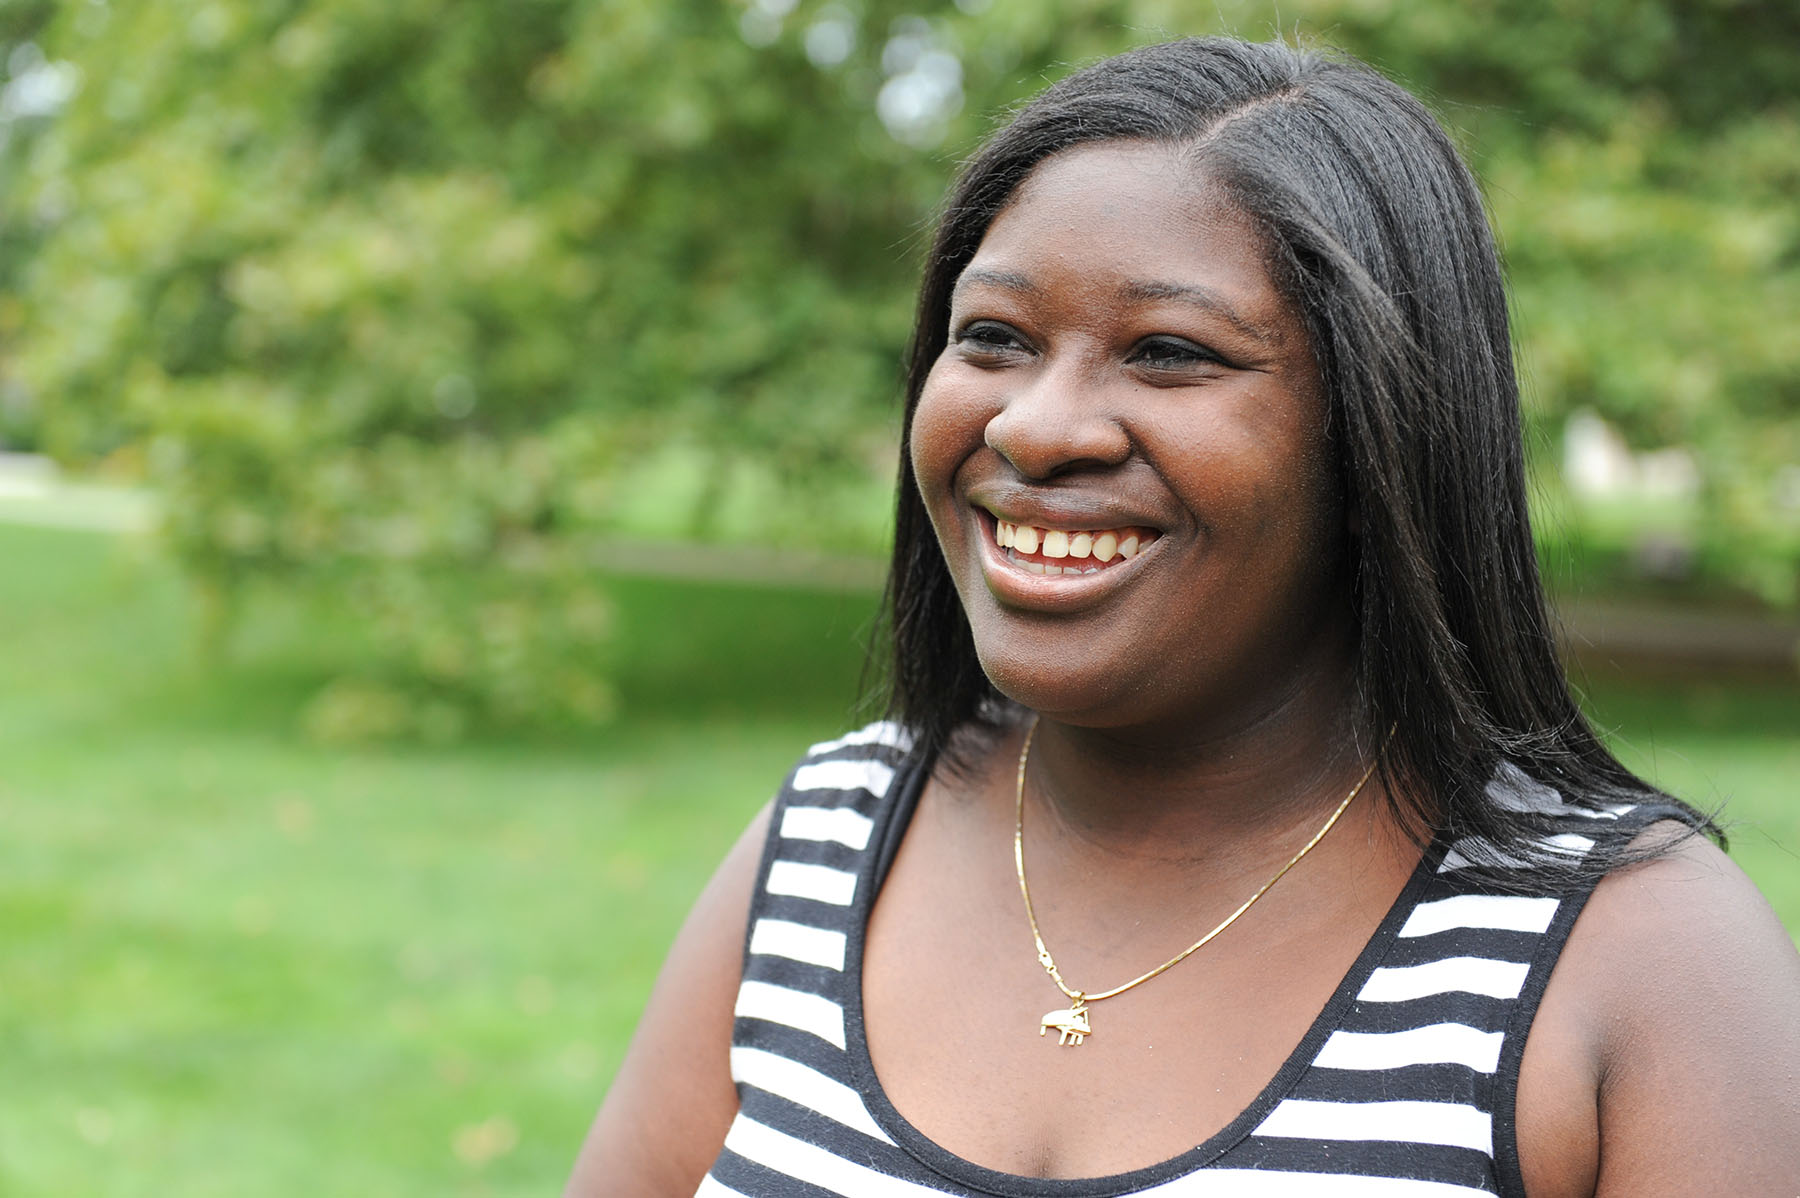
[0,521,1794,1195]
[0,523,870,1196]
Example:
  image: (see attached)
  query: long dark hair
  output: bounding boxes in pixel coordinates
[878,36,1713,877]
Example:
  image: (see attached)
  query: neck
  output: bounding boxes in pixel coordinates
[1022,679,1383,865]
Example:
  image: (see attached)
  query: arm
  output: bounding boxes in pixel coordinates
[564,801,773,1198]
[1525,827,1800,1196]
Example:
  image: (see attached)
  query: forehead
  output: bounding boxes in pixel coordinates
[959,141,1296,343]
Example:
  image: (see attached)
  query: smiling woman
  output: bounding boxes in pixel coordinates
[912,143,1347,734]
[567,37,1800,1198]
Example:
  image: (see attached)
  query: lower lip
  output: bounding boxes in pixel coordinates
[973,511,1156,610]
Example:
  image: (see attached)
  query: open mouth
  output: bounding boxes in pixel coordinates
[982,511,1161,576]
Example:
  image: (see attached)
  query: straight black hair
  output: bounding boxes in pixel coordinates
[878,36,1714,881]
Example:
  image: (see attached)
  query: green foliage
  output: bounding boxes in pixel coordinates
[0,0,1795,734]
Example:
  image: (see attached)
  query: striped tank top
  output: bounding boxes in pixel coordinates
[700,721,1674,1197]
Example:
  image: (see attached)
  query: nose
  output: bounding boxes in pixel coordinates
[982,364,1131,480]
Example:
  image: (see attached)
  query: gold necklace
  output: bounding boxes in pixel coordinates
[1014,717,1384,1046]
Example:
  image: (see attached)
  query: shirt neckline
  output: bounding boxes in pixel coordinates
[839,744,1444,1197]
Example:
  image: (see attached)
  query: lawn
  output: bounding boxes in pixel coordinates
[0,521,1794,1195]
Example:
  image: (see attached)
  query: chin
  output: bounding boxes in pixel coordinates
[971,641,1144,729]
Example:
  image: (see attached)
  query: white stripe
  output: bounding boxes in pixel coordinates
[1398,894,1560,938]
[1483,763,1567,814]
[1136,1167,1496,1197]
[1358,956,1530,1002]
[732,980,846,1049]
[749,918,847,971]
[1485,765,1629,820]
[766,860,858,906]
[724,1115,957,1196]
[730,1046,892,1142]
[1313,1023,1504,1073]
[1572,803,1633,820]
[793,758,895,798]
[809,722,913,755]
[695,1175,751,1198]
[1255,1098,1493,1154]
[780,804,875,850]
[1438,833,1595,873]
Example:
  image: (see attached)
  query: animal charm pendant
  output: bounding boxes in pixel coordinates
[1039,1000,1091,1046]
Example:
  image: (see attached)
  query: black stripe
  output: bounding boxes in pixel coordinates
[735,1023,854,1081]
[733,1014,850,1059]
[1380,925,1545,964]
[746,908,857,938]
[783,789,892,822]
[1337,994,1515,1034]
[757,891,861,927]
[737,1088,891,1151]
[741,954,841,996]
[1227,1134,1501,1191]
[765,838,870,873]
[1289,1062,1491,1107]
[707,1145,841,1198]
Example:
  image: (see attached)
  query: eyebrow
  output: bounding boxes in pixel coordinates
[952,267,1035,297]
[950,269,1276,345]
[1118,279,1275,344]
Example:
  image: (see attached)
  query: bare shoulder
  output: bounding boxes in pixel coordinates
[563,799,773,1198]
[1575,825,1800,1048]
[1526,821,1800,1197]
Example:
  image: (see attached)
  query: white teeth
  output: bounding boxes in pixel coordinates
[991,516,1154,574]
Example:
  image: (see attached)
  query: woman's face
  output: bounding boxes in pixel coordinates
[910,140,1355,736]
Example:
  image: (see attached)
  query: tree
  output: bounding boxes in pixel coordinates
[2,0,1793,735]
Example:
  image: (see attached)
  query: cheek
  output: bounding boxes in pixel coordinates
[907,368,987,512]
[1186,415,1343,567]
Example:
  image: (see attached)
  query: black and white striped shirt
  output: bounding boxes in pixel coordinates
[699,722,1669,1197]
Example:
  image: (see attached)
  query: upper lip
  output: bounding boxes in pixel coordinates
[969,490,1165,533]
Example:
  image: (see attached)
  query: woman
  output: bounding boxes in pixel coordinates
[570,38,1800,1196]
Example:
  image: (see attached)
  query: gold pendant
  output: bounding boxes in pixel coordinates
[1039,1001,1090,1046]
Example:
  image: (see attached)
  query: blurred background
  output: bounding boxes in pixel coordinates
[0,0,1795,1192]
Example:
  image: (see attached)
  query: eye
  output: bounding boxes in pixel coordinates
[953,320,1031,358]
[1131,335,1225,371]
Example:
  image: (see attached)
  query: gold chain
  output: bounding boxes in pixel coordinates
[1014,717,1385,1042]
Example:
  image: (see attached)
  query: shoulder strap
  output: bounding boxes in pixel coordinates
[735,721,919,1029]
[709,723,946,1194]
[1487,798,1702,1197]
